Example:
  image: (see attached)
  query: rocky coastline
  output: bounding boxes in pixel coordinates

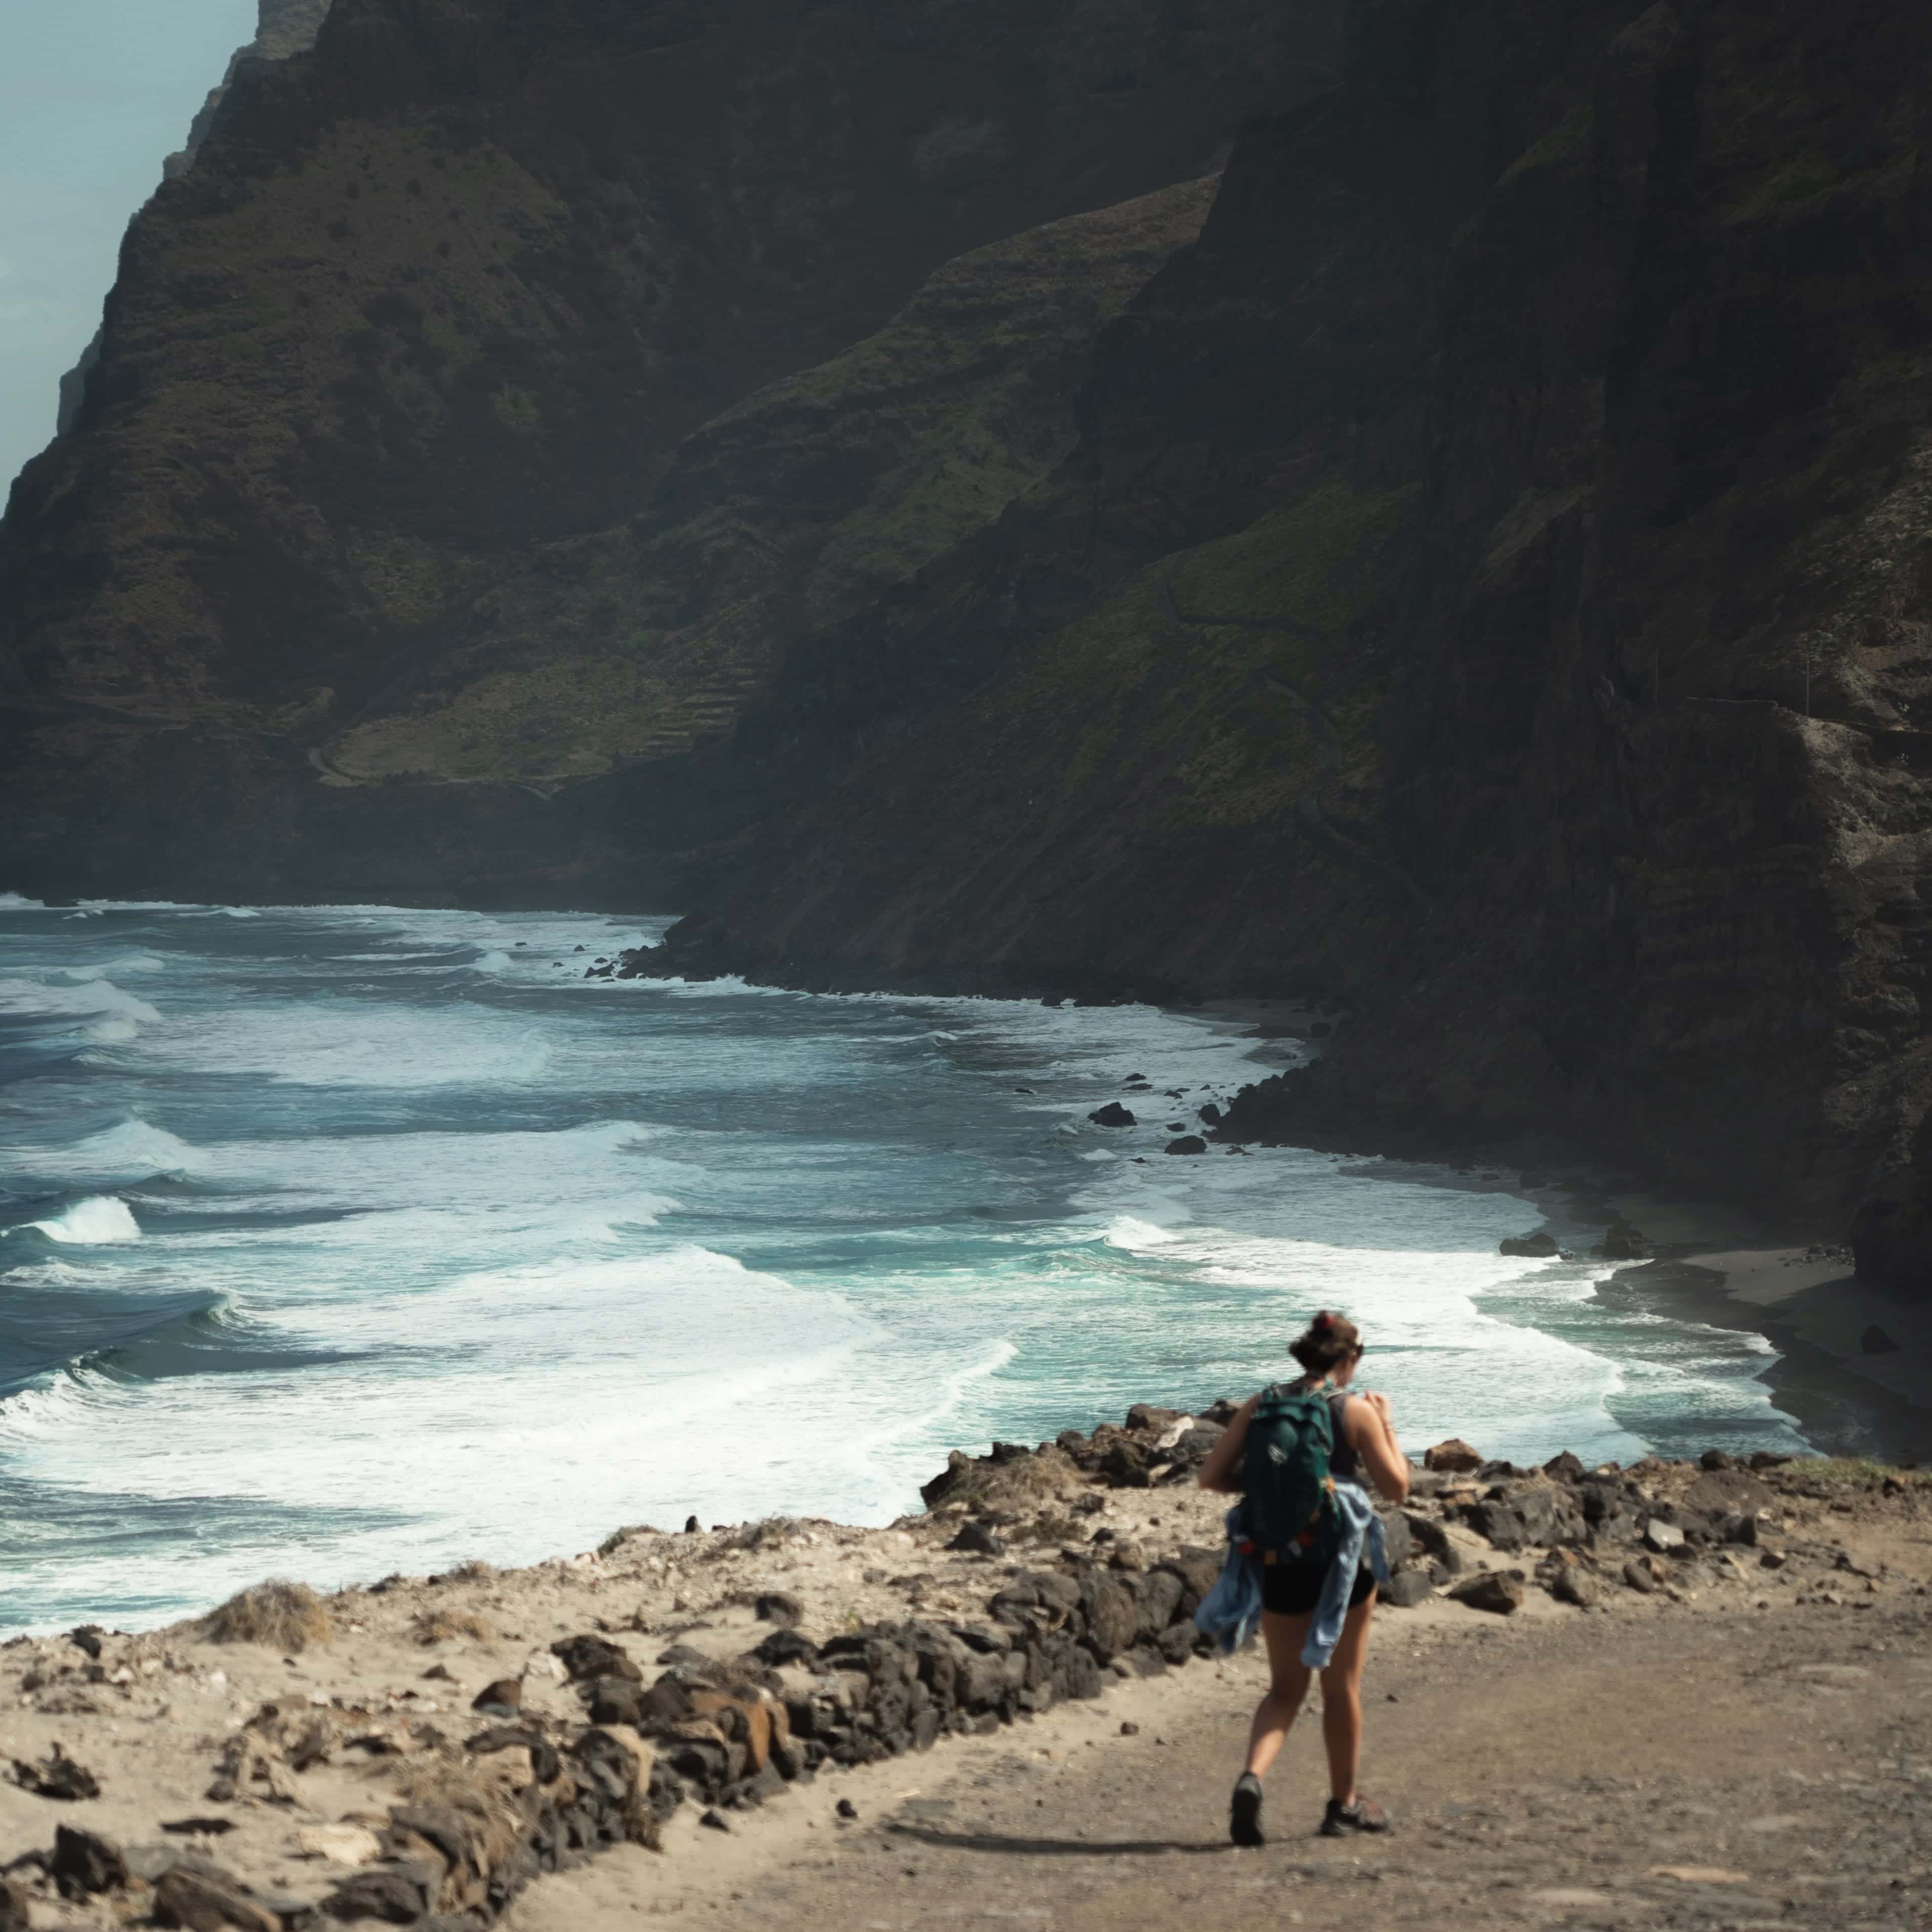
[3,1403,1925,1932]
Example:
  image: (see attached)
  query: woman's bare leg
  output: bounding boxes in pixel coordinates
[1316,1590,1377,1802]
[1244,1609,1313,1777]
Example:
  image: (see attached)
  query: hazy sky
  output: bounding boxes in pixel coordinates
[1,2,256,498]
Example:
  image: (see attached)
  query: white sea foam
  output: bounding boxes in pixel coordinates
[0,977,162,1036]
[25,1198,141,1244]
[0,893,44,911]
[12,1118,213,1183]
[0,901,1813,1634]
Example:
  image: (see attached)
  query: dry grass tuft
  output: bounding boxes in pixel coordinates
[410,1608,494,1646]
[205,1580,335,1652]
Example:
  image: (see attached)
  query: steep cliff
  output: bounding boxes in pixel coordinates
[0,0,1332,902]
[655,0,1932,1262]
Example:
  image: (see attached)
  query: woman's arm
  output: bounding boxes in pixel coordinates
[1345,1390,1411,1503]
[1195,1393,1261,1494]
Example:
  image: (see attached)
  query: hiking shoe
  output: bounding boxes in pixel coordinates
[1321,1795,1389,1836]
[1229,1772,1265,1846]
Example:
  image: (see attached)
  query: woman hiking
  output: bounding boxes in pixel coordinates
[1196,1309,1410,1845]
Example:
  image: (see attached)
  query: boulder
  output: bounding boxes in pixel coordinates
[749,1626,820,1668]
[1550,1565,1600,1608]
[946,1520,1006,1556]
[1130,1567,1184,1638]
[471,1677,523,1714]
[1380,1569,1434,1609]
[1447,1571,1524,1615]
[1597,1223,1652,1260]
[1377,1509,1414,1571]
[1077,1570,1140,1663]
[1641,1517,1686,1554]
[1681,1468,1771,1518]
[1622,1554,1669,1592]
[1861,1324,1902,1354]
[1500,1232,1559,1257]
[1463,1485,1583,1551]
[1401,1510,1463,1575]
[52,1825,128,1898]
[1424,1438,1484,1473]
[754,1591,804,1626]
[1164,1135,1208,1155]
[551,1634,641,1683]
[1088,1103,1137,1127]
[1543,1451,1586,1483]
[0,1879,28,1932]
[11,1744,100,1800]
[157,1866,284,1932]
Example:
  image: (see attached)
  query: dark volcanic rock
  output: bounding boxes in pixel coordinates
[1500,1232,1559,1258]
[946,1520,1007,1557]
[1164,1134,1208,1155]
[1448,1571,1525,1616]
[1089,1103,1138,1128]
[552,1635,640,1684]
[653,0,1932,1271]
[12,1745,100,1801]
[52,1825,127,1898]
[0,0,1329,905]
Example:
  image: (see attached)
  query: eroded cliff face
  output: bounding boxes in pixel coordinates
[657,0,1932,1257]
[0,0,1331,902]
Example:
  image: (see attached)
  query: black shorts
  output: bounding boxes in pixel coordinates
[1260,1560,1376,1619]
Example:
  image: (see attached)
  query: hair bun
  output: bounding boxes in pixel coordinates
[1312,1310,1333,1330]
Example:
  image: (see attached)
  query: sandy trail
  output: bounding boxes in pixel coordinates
[511,1574,1932,1929]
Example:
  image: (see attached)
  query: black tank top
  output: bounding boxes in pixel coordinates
[1326,1390,1360,1482]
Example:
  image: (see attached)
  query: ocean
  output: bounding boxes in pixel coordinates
[0,898,1807,1634]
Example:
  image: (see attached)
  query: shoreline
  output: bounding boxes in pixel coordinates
[1605,1249,1932,1465]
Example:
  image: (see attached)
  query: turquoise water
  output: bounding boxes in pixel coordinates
[0,898,1807,1633]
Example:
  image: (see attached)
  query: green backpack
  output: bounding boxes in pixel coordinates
[1243,1381,1342,1566]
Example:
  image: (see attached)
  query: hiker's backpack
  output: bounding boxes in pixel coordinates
[1243,1382,1341,1565]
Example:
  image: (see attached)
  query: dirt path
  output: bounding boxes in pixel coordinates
[511,1592,1932,1930]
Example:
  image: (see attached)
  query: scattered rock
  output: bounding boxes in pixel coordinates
[836,1798,858,1820]
[1380,1569,1435,1609]
[754,1591,805,1626]
[1622,1555,1668,1593]
[158,1819,236,1837]
[551,1634,641,1683]
[1648,1865,1752,1885]
[684,1515,702,1534]
[1642,1518,1686,1554]
[0,1879,28,1932]
[1424,1438,1484,1473]
[471,1677,523,1715]
[698,1808,731,1833]
[1699,1448,1736,1470]
[1597,1222,1652,1260]
[1088,1103,1136,1127]
[1119,1721,1140,1736]
[946,1520,1007,1557]
[1861,1324,1901,1354]
[1500,1231,1559,1257]
[154,1864,281,1932]
[12,1744,100,1800]
[1448,1571,1524,1615]
[52,1824,128,1898]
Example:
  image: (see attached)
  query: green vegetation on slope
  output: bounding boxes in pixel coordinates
[1003,481,1417,827]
